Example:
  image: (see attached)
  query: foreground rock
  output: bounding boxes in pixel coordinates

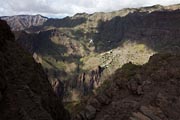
[0,20,70,120]
[73,53,180,120]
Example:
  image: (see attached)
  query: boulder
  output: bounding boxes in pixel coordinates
[85,105,96,120]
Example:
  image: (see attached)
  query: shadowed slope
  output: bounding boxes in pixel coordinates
[0,20,70,120]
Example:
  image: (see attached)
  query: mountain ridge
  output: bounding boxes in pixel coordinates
[1,14,48,31]
[2,4,180,32]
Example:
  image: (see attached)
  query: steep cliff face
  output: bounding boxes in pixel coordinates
[0,20,70,120]
[73,53,180,120]
[95,9,180,52]
[1,15,47,31]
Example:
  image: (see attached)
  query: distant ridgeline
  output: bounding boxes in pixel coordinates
[1,14,48,31]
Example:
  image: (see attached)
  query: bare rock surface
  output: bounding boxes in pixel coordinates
[1,15,47,31]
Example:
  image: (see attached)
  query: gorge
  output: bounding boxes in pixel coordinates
[1,3,180,120]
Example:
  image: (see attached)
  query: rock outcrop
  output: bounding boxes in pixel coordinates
[0,20,70,120]
[73,53,180,120]
[1,15,47,31]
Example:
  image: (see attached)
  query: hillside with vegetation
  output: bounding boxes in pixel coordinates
[3,4,180,113]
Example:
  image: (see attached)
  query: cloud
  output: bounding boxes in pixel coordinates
[0,0,180,18]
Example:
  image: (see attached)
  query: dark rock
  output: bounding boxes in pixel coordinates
[96,94,111,105]
[137,86,144,95]
[0,92,2,102]
[88,98,101,111]
[128,79,138,93]
[85,105,96,120]
[155,93,168,107]
[79,111,87,120]
[0,20,70,120]
[131,112,151,120]
[140,106,162,120]
[73,114,83,120]
[104,88,113,98]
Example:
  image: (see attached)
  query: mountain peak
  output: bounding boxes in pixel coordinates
[1,14,48,31]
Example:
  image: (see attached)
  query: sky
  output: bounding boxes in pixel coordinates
[0,0,180,18]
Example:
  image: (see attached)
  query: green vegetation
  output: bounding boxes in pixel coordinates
[64,101,81,113]
[96,79,112,93]
[120,62,141,78]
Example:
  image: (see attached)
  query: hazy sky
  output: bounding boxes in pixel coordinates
[0,0,180,18]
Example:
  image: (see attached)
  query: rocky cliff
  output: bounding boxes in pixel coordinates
[0,20,70,120]
[73,53,180,120]
[1,15,47,31]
